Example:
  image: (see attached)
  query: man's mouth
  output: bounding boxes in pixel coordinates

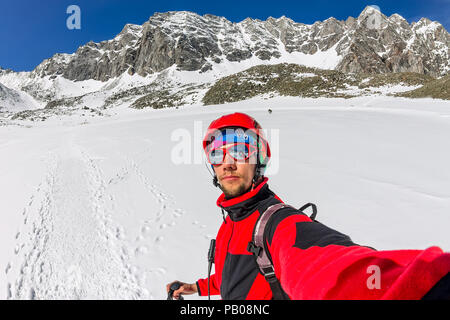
[221,175,240,181]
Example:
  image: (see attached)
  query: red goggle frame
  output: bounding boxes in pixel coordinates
[207,143,257,166]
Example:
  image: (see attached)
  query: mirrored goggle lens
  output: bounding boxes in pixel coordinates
[228,144,250,160]
[208,144,252,166]
[208,148,224,165]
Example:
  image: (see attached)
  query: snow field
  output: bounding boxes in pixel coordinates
[1,95,450,299]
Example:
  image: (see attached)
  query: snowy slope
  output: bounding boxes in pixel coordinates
[1,96,450,299]
[0,82,41,112]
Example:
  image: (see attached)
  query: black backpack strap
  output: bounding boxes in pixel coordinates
[247,203,294,300]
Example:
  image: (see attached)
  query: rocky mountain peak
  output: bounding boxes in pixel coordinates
[358,5,382,18]
[389,13,407,22]
[6,8,448,84]
[0,67,14,75]
[118,24,143,37]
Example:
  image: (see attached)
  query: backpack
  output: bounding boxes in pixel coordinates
[247,202,318,300]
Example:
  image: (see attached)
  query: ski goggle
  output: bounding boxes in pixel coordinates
[207,143,258,166]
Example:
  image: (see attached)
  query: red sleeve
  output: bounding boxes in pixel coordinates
[197,273,220,297]
[269,215,450,300]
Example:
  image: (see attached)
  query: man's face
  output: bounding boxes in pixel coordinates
[212,144,256,199]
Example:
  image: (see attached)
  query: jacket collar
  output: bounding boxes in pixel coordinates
[216,177,275,221]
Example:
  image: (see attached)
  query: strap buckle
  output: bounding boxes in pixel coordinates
[262,266,277,283]
[247,241,262,257]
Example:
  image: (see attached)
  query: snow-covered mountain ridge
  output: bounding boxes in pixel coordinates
[0,6,448,117]
[30,6,450,80]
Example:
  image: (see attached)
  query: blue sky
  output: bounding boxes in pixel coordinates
[1,0,449,72]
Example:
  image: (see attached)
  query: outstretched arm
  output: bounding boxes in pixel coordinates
[268,213,450,300]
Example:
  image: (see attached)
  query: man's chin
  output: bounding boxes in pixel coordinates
[221,182,250,199]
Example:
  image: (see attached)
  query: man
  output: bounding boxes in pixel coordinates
[167,112,450,300]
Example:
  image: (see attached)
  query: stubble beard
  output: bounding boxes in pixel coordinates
[222,181,250,199]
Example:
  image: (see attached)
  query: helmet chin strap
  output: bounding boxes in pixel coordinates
[251,166,265,190]
[212,175,224,191]
[206,161,224,191]
[251,128,266,190]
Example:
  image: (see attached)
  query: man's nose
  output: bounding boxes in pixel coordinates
[222,152,237,169]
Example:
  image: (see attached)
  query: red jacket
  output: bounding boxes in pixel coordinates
[196,178,450,300]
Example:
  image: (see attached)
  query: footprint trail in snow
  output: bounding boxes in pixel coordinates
[6,144,146,299]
